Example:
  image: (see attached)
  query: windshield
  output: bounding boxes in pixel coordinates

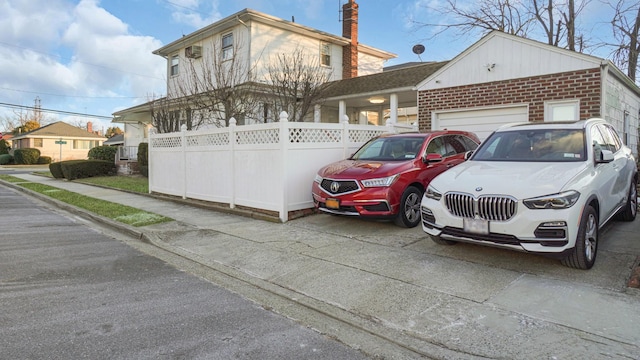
[472,128,585,162]
[351,137,424,161]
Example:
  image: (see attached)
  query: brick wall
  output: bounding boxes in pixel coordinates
[341,0,358,79]
[417,68,602,130]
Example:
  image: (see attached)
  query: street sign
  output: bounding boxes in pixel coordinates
[55,140,67,145]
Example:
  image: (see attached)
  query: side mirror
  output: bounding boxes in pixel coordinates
[464,150,474,160]
[423,153,443,163]
[596,149,614,163]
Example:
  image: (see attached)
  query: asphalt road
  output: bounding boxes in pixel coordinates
[0,185,369,360]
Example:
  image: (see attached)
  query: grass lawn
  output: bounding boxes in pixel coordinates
[0,174,171,227]
[76,175,149,194]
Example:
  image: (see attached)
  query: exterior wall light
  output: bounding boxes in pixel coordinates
[369,97,385,104]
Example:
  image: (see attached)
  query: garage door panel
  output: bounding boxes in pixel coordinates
[435,106,528,141]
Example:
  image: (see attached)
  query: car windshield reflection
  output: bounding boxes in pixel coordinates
[352,137,423,161]
[473,129,586,162]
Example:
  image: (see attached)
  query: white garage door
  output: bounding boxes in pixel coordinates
[434,106,529,141]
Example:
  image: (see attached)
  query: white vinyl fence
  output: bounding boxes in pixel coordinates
[148,112,417,222]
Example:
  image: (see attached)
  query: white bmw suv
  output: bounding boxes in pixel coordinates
[421,118,637,269]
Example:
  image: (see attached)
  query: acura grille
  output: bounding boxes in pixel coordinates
[445,192,517,221]
[320,179,360,195]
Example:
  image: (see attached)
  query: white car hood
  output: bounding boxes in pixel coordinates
[431,160,589,199]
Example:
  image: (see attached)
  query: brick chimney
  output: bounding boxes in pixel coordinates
[87,121,93,133]
[342,0,358,79]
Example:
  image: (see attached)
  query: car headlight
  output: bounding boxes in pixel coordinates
[424,184,442,201]
[523,190,580,209]
[361,174,398,187]
[314,174,323,184]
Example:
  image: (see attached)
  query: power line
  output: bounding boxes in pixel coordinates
[0,102,113,120]
[0,86,143,99]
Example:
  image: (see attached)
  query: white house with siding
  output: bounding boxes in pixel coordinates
[113,1,395,149]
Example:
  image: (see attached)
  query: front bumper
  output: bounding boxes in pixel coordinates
[420,198,583,254]
[312,182,400,217]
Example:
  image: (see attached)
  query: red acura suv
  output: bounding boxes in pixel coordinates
[312,131,480,227]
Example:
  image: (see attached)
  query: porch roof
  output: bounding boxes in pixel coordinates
[320,61,448,108]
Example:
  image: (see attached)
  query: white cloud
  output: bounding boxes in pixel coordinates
[169,0,223,29]
[0,0,166,123]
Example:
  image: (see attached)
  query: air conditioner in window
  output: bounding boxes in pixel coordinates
[185,45,202,58]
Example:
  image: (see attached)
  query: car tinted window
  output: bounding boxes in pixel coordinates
[590,126,607,160]
[426,137,446,156]
[599,124,621,153]
[459,135,480,151]
[473,129,585,162]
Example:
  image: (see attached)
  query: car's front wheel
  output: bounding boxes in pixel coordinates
[561,205,598,270]
[394,186,422,228]
[617,179,637,221]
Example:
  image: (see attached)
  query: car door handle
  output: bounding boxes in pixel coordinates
[446,164,456,168]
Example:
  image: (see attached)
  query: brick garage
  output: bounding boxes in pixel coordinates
[418,68,602,131]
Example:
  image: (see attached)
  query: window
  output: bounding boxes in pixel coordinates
[33,138,43,147]
[170,55,179,76]
[73,140,99,150]
[222,33,233,60]
[544,100,580,121]
[320,42,331,66]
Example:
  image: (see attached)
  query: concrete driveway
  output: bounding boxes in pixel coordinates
[3,174,640,359]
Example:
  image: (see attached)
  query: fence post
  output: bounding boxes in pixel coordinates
[279,111,289,222]
[148,128,156,194]
[341,114,349,158]
[181,124,188,199]
[229,117,236,209]
[385,118,396,133]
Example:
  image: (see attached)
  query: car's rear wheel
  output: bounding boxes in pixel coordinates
[617,179,637,221]
[561,205,598,270]
[394,186,422,228]
[429,235,457,245]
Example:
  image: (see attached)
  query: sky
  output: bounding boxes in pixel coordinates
[0,0,622,135]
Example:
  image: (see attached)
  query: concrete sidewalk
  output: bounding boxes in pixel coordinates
[3,173,640,359]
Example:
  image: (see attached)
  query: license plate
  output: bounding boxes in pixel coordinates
[326,198,340,209]
[463,218,489,235]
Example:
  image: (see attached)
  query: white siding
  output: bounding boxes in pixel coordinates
[603,71,640,156]
[418,33,602,91]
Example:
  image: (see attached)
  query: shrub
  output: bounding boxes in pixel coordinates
[137,142,148,166]
[0,154,13,165]
[13,148,41,165]
[88,145,117,162]
[0,139,10,154]
[139,165,148,178]
[37,156,52,164]
[60,160,116,180]
[49,162,64,179]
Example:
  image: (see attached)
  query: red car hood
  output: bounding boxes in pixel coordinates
[317,159,413,179]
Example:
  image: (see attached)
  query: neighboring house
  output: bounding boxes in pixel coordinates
[112,0,395,149]
[103,134,124,146]
[10,121,105,161]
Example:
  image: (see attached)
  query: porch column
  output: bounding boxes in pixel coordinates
[389,93,398,124]
[339,100,346,123]
[314,104,321,123]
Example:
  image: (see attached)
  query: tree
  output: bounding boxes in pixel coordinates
[264,47,332,122]
[411,0,589,51]
[411,0,535,40]
[1,107,48,135]
[105,126,123,138]
[606,0,640,81]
